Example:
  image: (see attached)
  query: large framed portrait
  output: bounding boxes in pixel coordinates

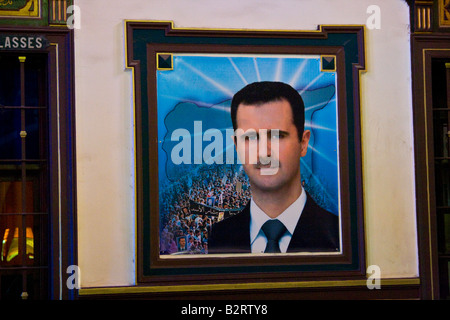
[126,21,366,286]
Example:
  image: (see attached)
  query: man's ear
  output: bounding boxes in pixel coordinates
[300,130,311,157]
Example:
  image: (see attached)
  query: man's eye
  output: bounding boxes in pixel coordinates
[246,134,258,141]
[271,131,284,139]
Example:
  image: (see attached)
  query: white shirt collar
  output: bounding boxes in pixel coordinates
[249,187,307,245]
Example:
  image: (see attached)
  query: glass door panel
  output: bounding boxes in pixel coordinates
[0,53,49,300]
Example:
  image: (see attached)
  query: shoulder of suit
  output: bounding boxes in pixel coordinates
[304,193,338,223]
[212,204,250,229]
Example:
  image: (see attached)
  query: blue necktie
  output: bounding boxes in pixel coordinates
[261,219,287,253]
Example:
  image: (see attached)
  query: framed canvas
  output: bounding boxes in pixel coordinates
[126,21,366,286]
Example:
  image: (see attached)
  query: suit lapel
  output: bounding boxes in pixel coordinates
[234,203,251,252]
[286,193,316,252]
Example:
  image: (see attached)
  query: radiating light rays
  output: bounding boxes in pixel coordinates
[274,58,283,82]
[172,55,311,104]
[299,72,325,95]
[208,103,231,113]
[305,121,336,132]
[306,144,337,166]
[177,59,234,98]
[305,98,336,112]
[288,59,308,88]
[253,58,261,82]
[169,56,328,111]
[227,56,302,86]
[228,57,248,86]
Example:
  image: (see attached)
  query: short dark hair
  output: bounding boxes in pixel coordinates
[230,81,305,141]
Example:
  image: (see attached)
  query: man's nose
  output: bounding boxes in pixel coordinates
[265,135,272,155]
[258,131,271,162]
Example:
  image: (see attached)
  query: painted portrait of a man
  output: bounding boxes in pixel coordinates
[208,81,339,254]
[157,55,341,257]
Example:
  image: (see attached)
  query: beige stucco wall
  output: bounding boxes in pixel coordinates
[74,0,417,287]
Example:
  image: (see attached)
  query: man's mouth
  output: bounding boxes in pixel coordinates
[255,162,272,169]
[254,162,280,176]
[255,160,280,170]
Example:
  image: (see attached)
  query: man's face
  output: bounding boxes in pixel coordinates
[234,99,310,193]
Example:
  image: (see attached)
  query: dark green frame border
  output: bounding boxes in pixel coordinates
[126,21,366,285]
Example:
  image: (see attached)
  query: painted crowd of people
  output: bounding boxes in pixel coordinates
[159,164,251,255]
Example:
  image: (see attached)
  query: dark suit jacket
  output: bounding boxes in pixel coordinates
[208,193,339,254]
